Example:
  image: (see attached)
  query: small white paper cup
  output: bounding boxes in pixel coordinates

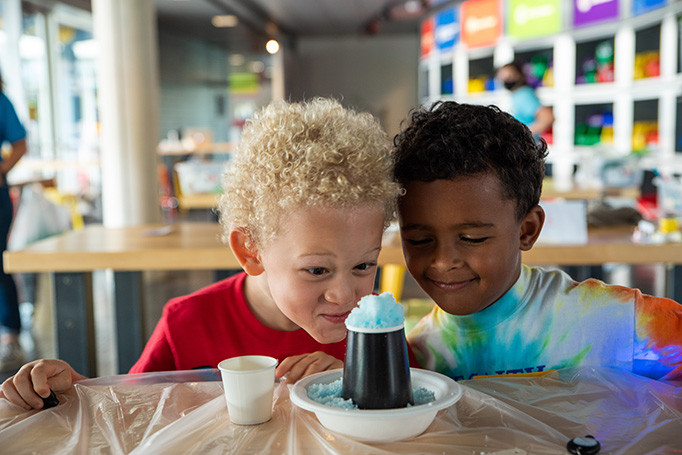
[218,355,278,425]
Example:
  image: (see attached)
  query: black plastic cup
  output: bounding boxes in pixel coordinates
[341,325,413,409]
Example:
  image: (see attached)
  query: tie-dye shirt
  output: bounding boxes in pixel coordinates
[408,265,682,381]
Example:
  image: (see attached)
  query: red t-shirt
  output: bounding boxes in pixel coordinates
[130,272,347,373]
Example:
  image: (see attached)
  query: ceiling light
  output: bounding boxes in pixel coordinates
[212,15,238,28]
[266,39,279,55]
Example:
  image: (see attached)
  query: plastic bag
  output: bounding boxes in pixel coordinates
[0,367,680,454]
[8,184,72,251]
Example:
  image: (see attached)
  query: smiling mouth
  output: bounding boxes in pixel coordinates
[429,277,476,291]
[321,311,351,324]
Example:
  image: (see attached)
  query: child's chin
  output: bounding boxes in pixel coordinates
[315,329,347,345]
[438,300,486,316]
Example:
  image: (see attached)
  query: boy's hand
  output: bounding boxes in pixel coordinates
[276,352,342,384]
[0,359,87,410]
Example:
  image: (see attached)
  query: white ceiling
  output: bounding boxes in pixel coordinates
[154,0,428,50]
[51,0,430,51]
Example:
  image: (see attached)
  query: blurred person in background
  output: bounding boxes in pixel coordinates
[496,61,554,138]
[0,70,28,371]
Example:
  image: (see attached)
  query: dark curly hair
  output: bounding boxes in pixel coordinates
[393,101,547,220]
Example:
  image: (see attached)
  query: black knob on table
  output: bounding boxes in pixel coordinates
[567,435,600,454]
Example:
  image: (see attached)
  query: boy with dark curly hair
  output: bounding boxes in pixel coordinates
[393,101,682,381]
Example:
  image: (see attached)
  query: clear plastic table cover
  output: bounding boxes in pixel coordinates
[1,366,680,454]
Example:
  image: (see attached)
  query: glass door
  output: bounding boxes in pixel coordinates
[20,4,52,162]
[47,4,99,197]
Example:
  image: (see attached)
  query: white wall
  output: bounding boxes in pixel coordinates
[286,34,419,137]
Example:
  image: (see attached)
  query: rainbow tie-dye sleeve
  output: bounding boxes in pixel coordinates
[634,292,682,380]
[407,265,682,381]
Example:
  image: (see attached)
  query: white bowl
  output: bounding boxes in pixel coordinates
[290,368,462,443]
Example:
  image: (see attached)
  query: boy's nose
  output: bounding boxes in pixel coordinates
[431,242,461,270]
[324,276,355,306]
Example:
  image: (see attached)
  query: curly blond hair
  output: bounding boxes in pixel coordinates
[218,98,400,247]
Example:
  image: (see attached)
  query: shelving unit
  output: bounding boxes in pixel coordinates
[419,2,682,177]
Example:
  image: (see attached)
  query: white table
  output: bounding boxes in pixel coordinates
[0,367,679,453]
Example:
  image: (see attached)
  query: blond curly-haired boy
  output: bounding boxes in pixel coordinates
[1,98,402,409]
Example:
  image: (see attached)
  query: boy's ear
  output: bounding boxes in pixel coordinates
[519,205,545,251]
[228,229,265,276]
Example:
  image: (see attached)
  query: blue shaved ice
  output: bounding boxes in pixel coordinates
[345,292,404,330]
[307,379,357,409]
[307,379,436,409]
[412,387,436,404]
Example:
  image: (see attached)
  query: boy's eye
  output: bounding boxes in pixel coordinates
[354,262,377,272]
[461,236,488,244]
[306,267,328,276]
[405,238,432,246]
